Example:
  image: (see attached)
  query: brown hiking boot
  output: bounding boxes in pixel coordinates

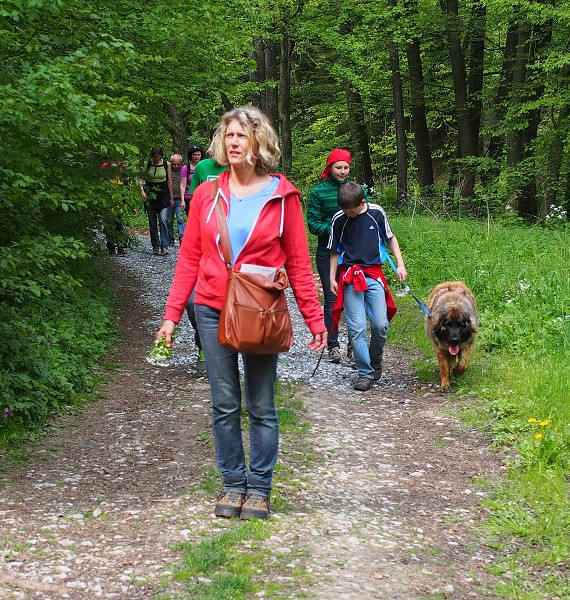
[240,493,270,520]
[214,491,245,518]
[353,376,373,391]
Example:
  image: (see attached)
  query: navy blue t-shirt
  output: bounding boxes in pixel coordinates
[327,203,394,267]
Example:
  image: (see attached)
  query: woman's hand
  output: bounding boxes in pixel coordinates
[308,331,328,352]
[156,320,176,348]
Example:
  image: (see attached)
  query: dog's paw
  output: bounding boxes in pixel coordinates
[453,361,468,375]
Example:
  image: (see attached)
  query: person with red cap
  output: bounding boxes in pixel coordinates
[307,149,369,364]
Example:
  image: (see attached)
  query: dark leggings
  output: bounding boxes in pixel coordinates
[316,253,339,349]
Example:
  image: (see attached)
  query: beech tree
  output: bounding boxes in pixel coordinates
[404,0,434,195]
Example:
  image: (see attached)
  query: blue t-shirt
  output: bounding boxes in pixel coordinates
[227,177,280,261]
[328,203,394,267]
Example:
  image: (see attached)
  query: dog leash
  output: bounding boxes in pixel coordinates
[384,253,432,318]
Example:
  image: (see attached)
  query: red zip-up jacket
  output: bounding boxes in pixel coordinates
[163,170,326,336]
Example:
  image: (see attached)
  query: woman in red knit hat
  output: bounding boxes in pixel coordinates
[306,149,369,364]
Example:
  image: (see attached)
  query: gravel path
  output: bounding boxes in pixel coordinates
[0,238,506,599]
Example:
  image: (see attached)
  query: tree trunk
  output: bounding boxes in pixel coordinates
[338,21,372,188]
[279,33,293,176]
[164,103,189,156]
[466,1,486,153]
[505,24,529,210]
[440,0,477,197]
[344,84,373,188]
[404,0,434,195]
[254,38,266,111]
[250,45,261,109]
[506,17,552,218]
[265,39,279,130]
[485,21,518,181]
[542,86,570,216]
[388,0,408,203]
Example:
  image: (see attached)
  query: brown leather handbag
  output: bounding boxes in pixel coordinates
[213,182,293,354]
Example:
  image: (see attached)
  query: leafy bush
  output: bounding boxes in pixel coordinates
[0,248,118,441]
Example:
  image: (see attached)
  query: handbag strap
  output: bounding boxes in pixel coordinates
[212,179,233,267]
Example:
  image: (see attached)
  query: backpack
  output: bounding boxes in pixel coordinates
[146,158,168,178]
[145,159,169,208]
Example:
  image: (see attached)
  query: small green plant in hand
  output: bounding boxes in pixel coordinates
[146,330,178,367]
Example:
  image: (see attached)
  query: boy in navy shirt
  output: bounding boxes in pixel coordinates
[328,182,407,391]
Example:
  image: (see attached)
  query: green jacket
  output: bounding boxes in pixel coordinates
[306,177,369,258]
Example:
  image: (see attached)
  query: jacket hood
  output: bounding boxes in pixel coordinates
[217,170,299,199]
[207,171,300,229]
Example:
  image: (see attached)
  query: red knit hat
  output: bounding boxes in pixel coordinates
[321,148,351,180]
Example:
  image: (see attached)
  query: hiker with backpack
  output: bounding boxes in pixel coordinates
[139,148,174,256]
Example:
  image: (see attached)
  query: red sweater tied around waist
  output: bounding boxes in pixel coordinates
[331,264,397,333]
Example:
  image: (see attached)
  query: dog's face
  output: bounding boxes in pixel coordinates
[433,309,473,354]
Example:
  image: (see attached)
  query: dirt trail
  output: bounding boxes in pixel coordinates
[0,258,506,599]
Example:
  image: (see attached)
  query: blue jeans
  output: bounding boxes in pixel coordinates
[168,198,186,243]
[147,202,169,251]
[195,303,279,497]
[316,253,339,348]
[342,276,388,379]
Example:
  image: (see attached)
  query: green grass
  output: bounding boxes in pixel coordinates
[385,213,569,598]
[162,520,274,599]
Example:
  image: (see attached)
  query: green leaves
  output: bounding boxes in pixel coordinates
[0,235,87,304]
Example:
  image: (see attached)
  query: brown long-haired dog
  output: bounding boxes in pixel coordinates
[425,281,480,389]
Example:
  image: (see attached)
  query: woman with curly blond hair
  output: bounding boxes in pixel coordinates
[156,106,327,520]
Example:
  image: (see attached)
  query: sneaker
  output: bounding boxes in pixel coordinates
[240,493,270,520]
[117,248,127,256]
[152,247,160,256]
[196,349,206,371]
[371,360,382,381]
[353,376,373,391]
[214,491,245,518]
[328,347,342,364]
[161,247,169,256]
